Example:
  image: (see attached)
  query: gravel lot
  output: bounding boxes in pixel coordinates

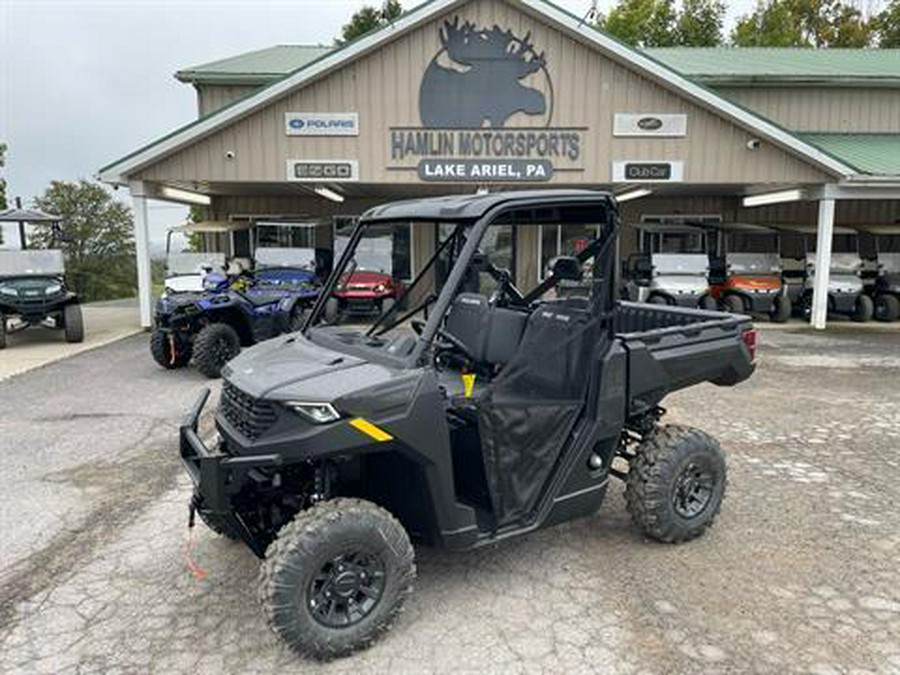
[1,328,898,674]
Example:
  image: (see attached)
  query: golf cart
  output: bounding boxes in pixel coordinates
[857,226,900,322]
[622,222,716,309]
[707,223,791,322]
[180,190,757,659]
[326,232,404,322]
[0,249,83,348]
[777,225,872,322]
[151,247,323,377]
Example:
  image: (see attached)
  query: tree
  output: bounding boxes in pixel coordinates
[337,1,403,45]
[732,0,805,46]
[31,180,137,302]
[732,0,873,47]
[874,0,900,46]
[597,0,679,47]
[676,0,726,46]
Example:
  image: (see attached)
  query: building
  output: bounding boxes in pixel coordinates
[98,0,900,329]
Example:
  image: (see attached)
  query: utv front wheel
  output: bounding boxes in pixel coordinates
[852,295,874,323]
[150,329,191,369]
[63,304,84,343]
[699,295,717,311]
[875,294,900,322]
[723,295,744,315]
[770,295,792,323]
[626,425,726,544]
[192,323,241,378]
[259,498,415,660]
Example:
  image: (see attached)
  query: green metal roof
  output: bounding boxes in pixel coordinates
[176,44,900,88]
[175,45,333,85]
[644,48,900,86]
[797,133,900,176]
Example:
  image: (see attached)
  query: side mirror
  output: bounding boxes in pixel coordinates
[550,256,582,281]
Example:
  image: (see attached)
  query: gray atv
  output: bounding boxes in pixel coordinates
[0,250,83,348]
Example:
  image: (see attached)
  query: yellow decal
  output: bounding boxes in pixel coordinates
[462,373,476,399]
[349,418,393,442]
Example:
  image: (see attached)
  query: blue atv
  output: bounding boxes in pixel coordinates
[151,263,320,378]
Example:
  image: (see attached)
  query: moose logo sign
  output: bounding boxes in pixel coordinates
[388,17,585,183]
[419,18,551,128]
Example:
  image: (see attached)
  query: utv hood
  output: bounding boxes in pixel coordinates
[222,332,398,402]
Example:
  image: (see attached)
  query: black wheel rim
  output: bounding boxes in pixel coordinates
[308,549,386,628]
[672,462,715,519]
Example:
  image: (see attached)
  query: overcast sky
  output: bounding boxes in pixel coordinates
[0,0,757,249]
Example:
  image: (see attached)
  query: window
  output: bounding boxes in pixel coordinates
[538,224,599,280]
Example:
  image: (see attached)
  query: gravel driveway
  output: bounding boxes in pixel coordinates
[1,328,898,674]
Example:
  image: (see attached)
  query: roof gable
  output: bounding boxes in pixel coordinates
[99,0,856,184]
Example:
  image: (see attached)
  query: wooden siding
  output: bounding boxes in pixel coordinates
[717,86,900,133]
[137,0,831,186]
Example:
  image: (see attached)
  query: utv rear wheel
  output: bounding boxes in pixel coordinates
[288,304,308,332]
[770,295,792,323]
[874,294,899,322]
[192,323,241,378]
[699,295,717,311]
[259,498,415,660]
[150,329,191,369]
[723,295,744,315]
[324,297,340,323]
[852,295,874,323]
[63,304,84,343]
[626,425,726,544]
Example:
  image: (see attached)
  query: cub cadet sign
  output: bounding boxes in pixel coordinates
[389,18,584,182]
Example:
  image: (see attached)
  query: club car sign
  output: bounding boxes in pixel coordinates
[389,18,585,182]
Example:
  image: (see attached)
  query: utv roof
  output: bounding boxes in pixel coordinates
[359,190,616,223]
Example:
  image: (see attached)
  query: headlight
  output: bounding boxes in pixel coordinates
[0,286,17,297]
[45,284,62,295]
[284,401,340,424]
[374,284,386,293]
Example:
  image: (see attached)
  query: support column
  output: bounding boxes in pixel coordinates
[810,197,835,330]
[129,181,153,329]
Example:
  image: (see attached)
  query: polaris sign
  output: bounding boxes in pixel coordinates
[285,113,359,136]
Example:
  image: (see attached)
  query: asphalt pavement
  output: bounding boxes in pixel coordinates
[0,328,898,674]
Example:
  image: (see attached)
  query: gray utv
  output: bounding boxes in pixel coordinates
[778,225,872,322]
[180,191,756,660]
[858,226,900,322]
[622,223,716,309]
[0,249,83,348]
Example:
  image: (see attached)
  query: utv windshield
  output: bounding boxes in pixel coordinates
[0,250,65,277]
[166,252,226,276]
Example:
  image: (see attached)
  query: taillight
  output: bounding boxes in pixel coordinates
[742,328,758,361]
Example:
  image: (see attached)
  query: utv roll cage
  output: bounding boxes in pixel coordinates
[302,190,619,367]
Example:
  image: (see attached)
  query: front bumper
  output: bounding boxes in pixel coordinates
[180,389,281,554]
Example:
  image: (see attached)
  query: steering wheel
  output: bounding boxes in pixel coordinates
[411,318,475,361]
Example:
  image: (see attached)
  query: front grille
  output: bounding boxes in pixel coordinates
[220,381,277,440]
